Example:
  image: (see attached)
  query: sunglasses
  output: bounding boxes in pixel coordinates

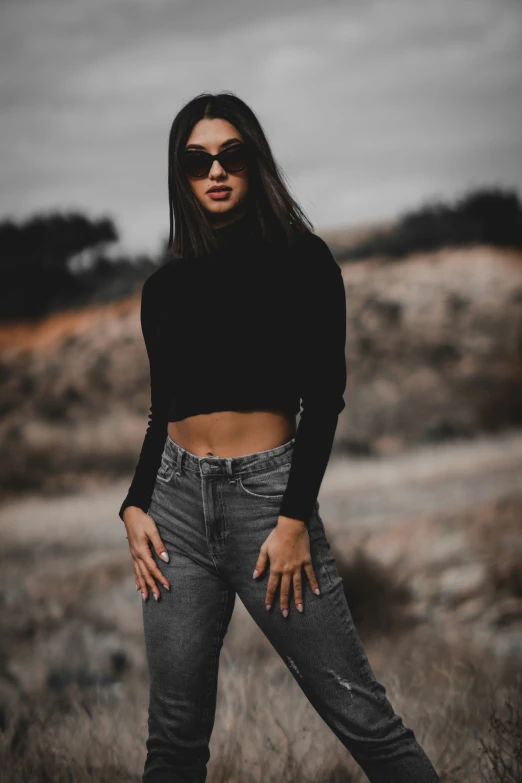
[180,143,251,178]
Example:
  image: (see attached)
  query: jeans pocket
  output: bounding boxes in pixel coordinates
[156,452,176,483]
[237,462,291,500]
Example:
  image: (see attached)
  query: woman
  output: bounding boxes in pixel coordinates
[120,92,440,783]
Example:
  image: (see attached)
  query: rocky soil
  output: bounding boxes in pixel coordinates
[319,430,522,665]
[337,244,522,452]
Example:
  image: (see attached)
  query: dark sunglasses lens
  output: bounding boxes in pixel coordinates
[181,145,250,177]
[182,152,211,177]
[221,145,249,172]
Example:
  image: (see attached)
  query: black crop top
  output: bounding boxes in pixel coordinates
[118,209,347,525]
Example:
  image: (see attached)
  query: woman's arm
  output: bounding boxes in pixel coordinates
[118,274,174,521]
[277,234,347,525]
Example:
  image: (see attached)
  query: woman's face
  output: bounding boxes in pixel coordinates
[183,118,250,225]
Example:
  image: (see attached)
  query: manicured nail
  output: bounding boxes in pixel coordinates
[153,593,159,601]
[253,569,259,578]
[314,588,321,595]
[266,603,271,611]
[141,592,147,601]
[297,603,303,612]
[136,584,140,591]
[163,583,170,591]
[160,552,169,562]
[282,609,288,618]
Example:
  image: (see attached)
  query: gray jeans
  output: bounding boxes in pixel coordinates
[141,435,440,783]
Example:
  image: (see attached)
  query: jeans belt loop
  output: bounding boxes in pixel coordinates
[225,458,235,483]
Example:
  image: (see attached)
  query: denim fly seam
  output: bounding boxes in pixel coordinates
[161,434,295,569]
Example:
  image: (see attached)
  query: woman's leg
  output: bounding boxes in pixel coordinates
[224,494,440,783]
[140,451,236,783]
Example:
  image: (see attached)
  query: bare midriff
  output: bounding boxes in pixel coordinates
[167,409,296,458]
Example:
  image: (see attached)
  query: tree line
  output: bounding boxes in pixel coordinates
[334,187,522,262]
[0,211,164,322]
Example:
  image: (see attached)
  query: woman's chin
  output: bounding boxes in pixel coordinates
[203,200,245,218]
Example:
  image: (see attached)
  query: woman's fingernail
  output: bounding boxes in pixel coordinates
[297,603,303,612]
[314,588,321,595]
[136,584,140,591]
[266,603,271,611]
[160,552,169,562]
[253,569,259,578]
[141,592,147,601]
[153,593,159,601]
[163,583,170,591]
[282,609,288,618]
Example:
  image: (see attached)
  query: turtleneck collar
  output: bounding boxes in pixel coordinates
[214,208,261,250]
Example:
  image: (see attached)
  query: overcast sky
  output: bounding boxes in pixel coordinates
[2,0,521,254]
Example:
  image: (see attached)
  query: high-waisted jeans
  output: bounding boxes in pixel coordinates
[141,434,440,783]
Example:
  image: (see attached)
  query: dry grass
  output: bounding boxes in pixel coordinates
[477,688,522,782]
[0,531,520,782]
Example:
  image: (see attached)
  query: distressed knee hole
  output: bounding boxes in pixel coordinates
[286,656,302,678]
[328,668,355,699]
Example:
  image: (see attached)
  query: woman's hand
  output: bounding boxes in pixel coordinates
[253,515,321,616]
[123,506,171,602]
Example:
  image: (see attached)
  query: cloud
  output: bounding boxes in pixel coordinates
[1,0,521,252]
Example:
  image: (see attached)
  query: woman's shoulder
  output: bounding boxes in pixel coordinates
[290,229,342,279]
[141,256,184,299]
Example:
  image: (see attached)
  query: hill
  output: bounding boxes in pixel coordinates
[0,239,521,496]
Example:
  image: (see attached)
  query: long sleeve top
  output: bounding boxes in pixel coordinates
[118,209,347,525]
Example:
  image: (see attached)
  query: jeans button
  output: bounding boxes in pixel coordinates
[201,462,211,474]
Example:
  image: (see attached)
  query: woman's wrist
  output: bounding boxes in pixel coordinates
[277,514,306,530]
[123,505,144,524]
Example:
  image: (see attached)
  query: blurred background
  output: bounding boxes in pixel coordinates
[1,1,522,781]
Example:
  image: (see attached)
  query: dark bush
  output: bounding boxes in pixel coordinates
[339,187,522,261]
[0,210,160,321]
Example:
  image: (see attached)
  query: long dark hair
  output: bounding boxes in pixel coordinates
[167,91,314,258]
